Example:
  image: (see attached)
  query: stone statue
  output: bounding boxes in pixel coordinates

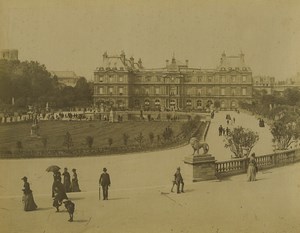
[189,137,209,155]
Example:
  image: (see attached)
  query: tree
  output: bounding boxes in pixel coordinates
[123,133,130,146]
[16,140,23,151]
[108,138,113,147]
[271,112,300,150]
[134,132,144,147]
[86,136,94,148]
[224,126,259,158]
[149,132,154,144]
[41,137,48,149]
[63,131,73,149]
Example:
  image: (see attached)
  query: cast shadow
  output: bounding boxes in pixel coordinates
[69,197,85,201]
[183,189,195,193]
[72,219,89,223]
[37,207,53,211]
[106,197,129,201]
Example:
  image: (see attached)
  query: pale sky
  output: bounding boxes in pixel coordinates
[1,0,300,81]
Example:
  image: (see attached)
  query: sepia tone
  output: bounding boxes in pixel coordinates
[1,0,300,233]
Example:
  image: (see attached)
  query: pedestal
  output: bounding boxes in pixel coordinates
[184,154,217,182]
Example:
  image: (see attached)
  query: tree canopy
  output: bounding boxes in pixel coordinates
[0,59,93,112]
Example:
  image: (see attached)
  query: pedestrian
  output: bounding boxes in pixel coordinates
[233,117,235,124]
[226,127,230,135]
[21,176,37,211]
[174,167,184,194]
[222,127,226,135]
[62,167,71,193]
[52,170,61,197]
[52,181,68,212]
[71,169,81,192]
[247,153,258,182]
[99,167,111,200]
[218,125,223,136]
[63,199,75,222]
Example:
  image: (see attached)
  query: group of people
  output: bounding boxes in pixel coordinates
[218,125,230,136]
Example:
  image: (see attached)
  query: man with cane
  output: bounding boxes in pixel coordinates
[99,168,111,200]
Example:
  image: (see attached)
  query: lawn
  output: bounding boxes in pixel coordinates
[0,121,187,151]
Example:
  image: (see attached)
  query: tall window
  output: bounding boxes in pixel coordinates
[198,76,202,82]
[242,88,247,95]
[221,88,225,95]
[99,76,103,82]
[155,87,160,95]
[231,76,236,82]
[119,87,123,95]
[156,76,161,82]
[109,87,113,94]
[242,76,247,82]
[197,88,202,96]
[207,88,212,95]
[109,76,113,83]
[99,87,103,94]
[221,76,226,83]
[231,88,236,96]
[119,76,123,82]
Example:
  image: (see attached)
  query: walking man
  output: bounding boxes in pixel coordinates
[99,168,111,200]
[174,167,184,194]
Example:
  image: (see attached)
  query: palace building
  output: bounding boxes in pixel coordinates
[93,51,253,111]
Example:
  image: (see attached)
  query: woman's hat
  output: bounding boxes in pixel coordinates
[72,168,76,172]
[21,176,27,180]
[177,167,180,170]
[103,167,107,172]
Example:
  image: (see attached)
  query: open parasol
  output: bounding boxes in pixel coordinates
[46,165,60,172]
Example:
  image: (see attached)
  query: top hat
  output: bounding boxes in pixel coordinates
[103,167,107,172]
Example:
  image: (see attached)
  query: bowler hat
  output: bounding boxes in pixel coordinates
[72,168,76,172]
[103,167,107,172]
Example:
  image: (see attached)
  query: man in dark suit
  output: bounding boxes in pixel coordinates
[99,168,111,200]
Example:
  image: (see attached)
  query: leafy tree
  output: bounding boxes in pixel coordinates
[16,140,23,151]
[271,112,300,150]
[123,133,130,146]
[134,132,144,147]
[86,136,94,148]
[162,126,174,142]
[149,132,154,144]
[224,126,259,158]
[41,137,48,149]
[108,138,113,147]
[63,131,73,149]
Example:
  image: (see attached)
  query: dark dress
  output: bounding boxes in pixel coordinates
[22,182,37,211]
[52,182,68,210]
[99,172,111,200]
[71,172,81,192]
[62,171,71,192]
[52,171,62,197]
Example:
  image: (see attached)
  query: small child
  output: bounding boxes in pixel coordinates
[63,199,75,222]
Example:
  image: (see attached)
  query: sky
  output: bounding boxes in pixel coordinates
[1,0,300,81]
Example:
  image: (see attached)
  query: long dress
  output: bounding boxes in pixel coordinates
[22,182,37,211]
[247,157,257,181]
[62,171,71,192]
[71,172,81,192]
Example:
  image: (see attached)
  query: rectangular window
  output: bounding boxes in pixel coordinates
[156,76,161,82]
[109,87,113,94]
[207,88,212,95]
[221,88,225,95]
[231,88,236,96]
[155,87,160,94]
[242,88,246,95]
[119,76,123,82]
[242,76,247,82]
[99,87,103,94]
[145,88,149,94]
[109,76,113,83]
[99,76,103,82]
[231,76,236,82]
[221,76,226,83]
[197,88,202,96]
[207,76,212,82]
[119,87,123,95]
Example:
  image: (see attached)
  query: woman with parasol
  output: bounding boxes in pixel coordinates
[21,176,37,211]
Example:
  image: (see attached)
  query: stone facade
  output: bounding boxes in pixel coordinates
[93,51,253,111]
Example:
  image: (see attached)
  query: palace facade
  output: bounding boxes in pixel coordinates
[93,51,253,111]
